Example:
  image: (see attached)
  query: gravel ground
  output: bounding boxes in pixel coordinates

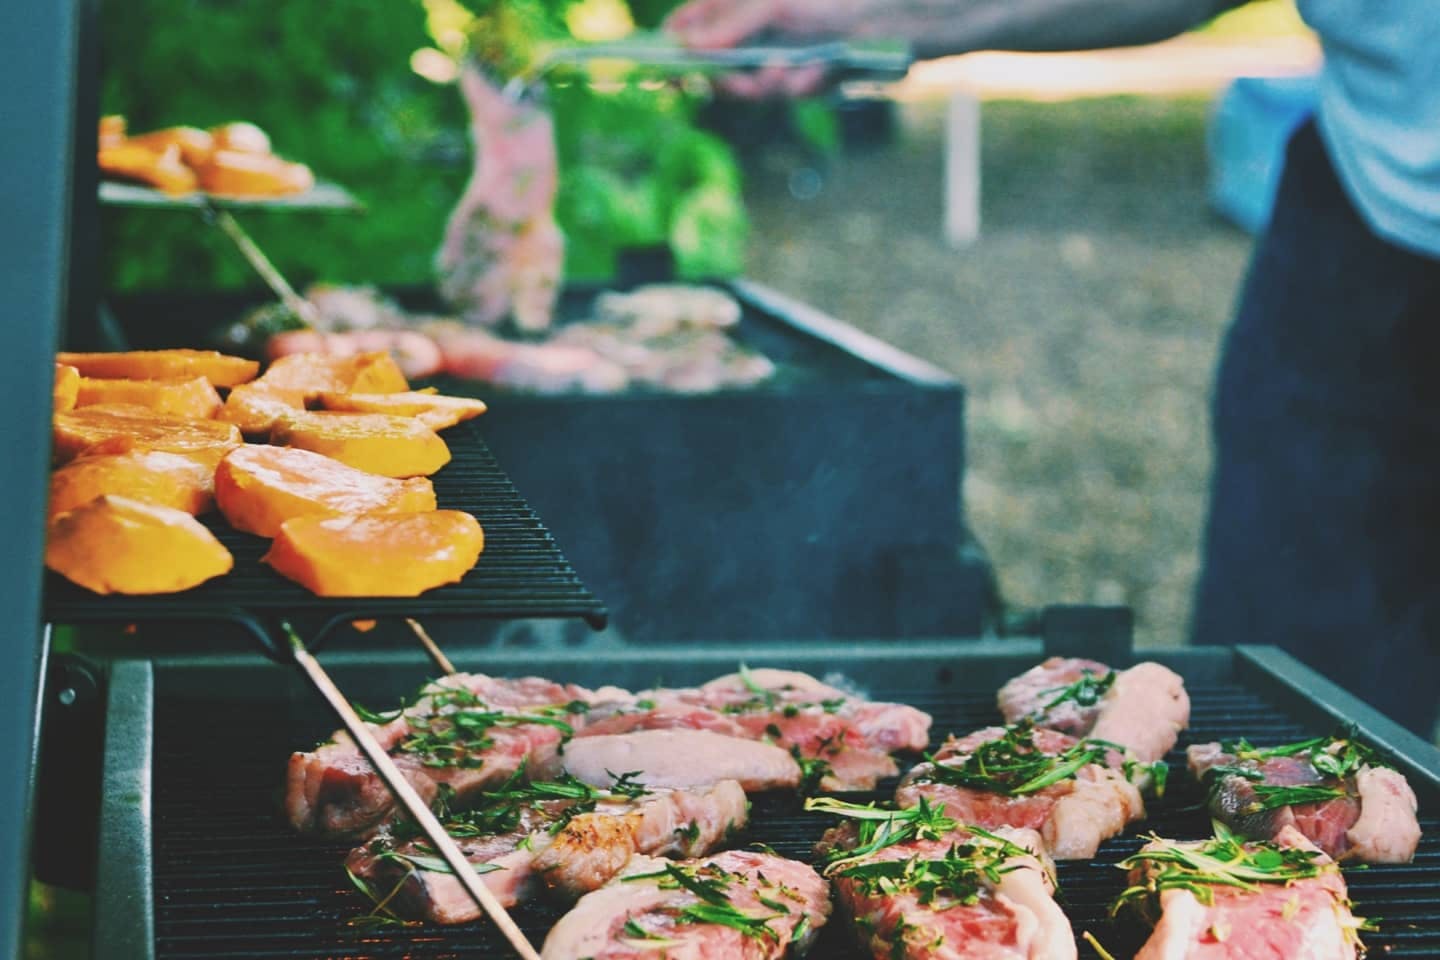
[740,95,1254,646]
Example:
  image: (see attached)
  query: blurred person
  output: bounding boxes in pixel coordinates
[667,0,1440,735]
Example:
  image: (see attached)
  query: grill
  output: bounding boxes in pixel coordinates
[43,423,608,650]
[97,641,1440,960]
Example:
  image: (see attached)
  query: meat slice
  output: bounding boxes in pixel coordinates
[540,849,831,960]
[1187,733,1421,863]
[895,724,1145,859]
[558,729,802,793]
[823,825,1075,960]
[598,668,933,791]
[1122,826,1366,960]
[998,658,1189,763]
[286,673,597,837]
[347,778,749,924]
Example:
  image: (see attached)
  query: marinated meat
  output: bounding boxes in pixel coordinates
[437,63,563,332]
[1187,733,1421,863]
[347,778,748,924]
[558,729,802,794]
[609,668,933,791]
[286,673,597,837]
[895,724,1145,859]
[1122,826,1365,960]
[540,849,830,960]
[998,658,1189,763]
[820,819,1074,960]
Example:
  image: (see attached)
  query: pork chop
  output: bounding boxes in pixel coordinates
[540,849,831,960]
[558,729,802,793]
[998,658,1189,763]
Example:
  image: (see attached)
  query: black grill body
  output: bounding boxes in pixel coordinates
[98,642,1440,959]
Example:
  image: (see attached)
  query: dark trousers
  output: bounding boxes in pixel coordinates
[1193,120,1440,736]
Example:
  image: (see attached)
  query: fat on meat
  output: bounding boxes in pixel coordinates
[1130,827,1363,960]
[895,726,1145,859]
[558,729,802,793]
[347,779,749,924]
[540,849,831,960]
[998,658,1189,763]
[437,63,563,332]
[824,826,1076,960]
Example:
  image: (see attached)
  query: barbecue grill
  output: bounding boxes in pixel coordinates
[87,628,1440,959]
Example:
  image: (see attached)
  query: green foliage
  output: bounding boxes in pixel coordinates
[100,0,746,293]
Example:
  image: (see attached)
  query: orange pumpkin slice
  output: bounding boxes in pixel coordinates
[46,495,233,594]
[49,449,215,520]
[57,349,260,387]
[54,363,80,412]
[264,511,483,596]
[256,351,409,400]
[317,389,487,431]
[53,405,242,465]
[214,444,436,538]
[75,374,222,419]
[271,411,451,478]
[218,382,307,436]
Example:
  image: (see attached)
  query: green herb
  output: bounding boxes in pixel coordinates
[793,750,833,795]
[353,701,405,725]
[1082,931,1120,960]
[1039,669,1116,712]
[1111,823,1331,918]
[619,918,681,947]
[635,699,657,711]
[675,820,702,847]
[1247,783,1349,812]
[392,686,577,770]
[915,722,1111,795]
[806,796,960,869]
[1219,728,1388,781]
[833,840,1025,906]
[820,698,848,714]
[678,902,781,942]
[737,663,779,710]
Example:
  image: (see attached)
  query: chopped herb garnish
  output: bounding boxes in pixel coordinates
[915,721,1111,795]
[793,750,833,795]
[1203,728,1385,813]
[675,820,702,847]
[678,902,781,941]
[1112,822,1334,919]
[806,796,960,869]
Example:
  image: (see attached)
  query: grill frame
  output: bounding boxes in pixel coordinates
[98,641,1440,959]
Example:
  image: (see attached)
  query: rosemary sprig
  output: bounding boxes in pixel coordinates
[805,796,959,869]
[1220,728,1388,780]
[914,722,1111,795]
[1111,823,1328,916]
[622,862,783,943]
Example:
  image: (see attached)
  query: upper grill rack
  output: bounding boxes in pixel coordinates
[42,423,608,643]
[147,682,1440,959]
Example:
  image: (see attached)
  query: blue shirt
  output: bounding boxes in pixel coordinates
[1298,0,1440,257]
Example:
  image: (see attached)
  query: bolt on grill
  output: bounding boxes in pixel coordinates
[141,671,1440,959]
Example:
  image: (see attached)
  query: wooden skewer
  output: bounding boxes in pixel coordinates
[287,626,541,960]
[406,617,458,676]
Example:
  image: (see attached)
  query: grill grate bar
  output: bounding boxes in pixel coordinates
[147,684,1440,959]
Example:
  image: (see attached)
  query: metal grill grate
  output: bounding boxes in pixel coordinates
[149,683,1440,959]
[43,423,607,634]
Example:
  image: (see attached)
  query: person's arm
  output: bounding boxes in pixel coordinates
[667,0,1245,59]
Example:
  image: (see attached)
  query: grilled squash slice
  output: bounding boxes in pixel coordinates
[54,363,80,412]
[75,375,222,420]
[256,351,409,400]
[214,444,435,538]
[53,405,242,466]
[49,449,215,520]
[316,389,487,431]
[264,511,483,596]
[46,495,233,594]
[57,349,259,387]
[218,382,307,436]
[271,411,451,478]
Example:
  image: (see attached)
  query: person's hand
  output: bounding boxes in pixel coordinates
[665,0,864,49]
[664,0,860,97]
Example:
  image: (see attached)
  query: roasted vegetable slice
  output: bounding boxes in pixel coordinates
[57,349,259,387]
[49,449,215,520]
[271,411,451,478]
[75,375,222,420]
[46,495,233,594]
[317,389,487,431]
[264,511,483,596]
